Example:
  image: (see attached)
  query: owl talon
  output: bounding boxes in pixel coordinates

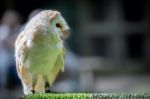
[31,90,35,94]
[45,87,60,93]
[45,85,51,93]
[45,87,53,93]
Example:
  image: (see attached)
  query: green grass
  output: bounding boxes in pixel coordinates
[20,93,150,99]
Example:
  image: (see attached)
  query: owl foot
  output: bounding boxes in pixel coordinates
[45,87,60,93]
[45,87,58,93]
[45,81,51,93]
[31,90,35,94]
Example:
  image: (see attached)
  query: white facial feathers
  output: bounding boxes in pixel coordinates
[23,10,69,41]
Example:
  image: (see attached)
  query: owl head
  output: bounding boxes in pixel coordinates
[49,10,70,40]
[24,10,70,43]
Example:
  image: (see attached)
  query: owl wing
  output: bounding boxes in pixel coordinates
[15,32,28,79]
[60,47,65,72]
[48,49,64,85]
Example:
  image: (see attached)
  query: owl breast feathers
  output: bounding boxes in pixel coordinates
[15,10,69,95]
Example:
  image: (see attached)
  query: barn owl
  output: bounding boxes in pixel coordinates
[15,10,69,95]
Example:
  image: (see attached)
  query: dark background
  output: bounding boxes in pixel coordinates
[0,0,150,98]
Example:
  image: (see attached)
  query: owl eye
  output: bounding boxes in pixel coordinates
[56,23,62,29]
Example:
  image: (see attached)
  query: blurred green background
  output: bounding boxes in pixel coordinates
[0,0,150,98]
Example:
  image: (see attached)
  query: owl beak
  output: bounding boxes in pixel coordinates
[61,29,70,40]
